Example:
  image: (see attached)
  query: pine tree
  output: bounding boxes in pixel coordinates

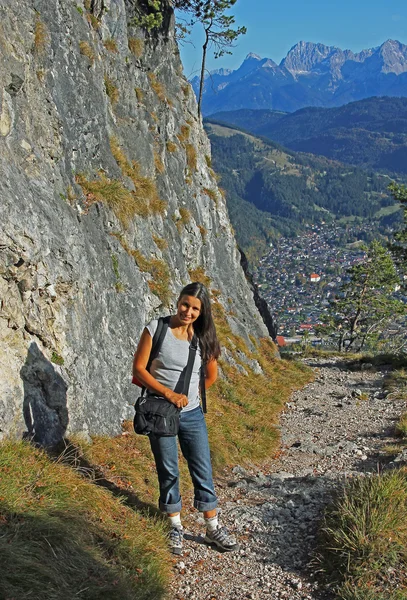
[316,240,404,352]
[174,0,246,116]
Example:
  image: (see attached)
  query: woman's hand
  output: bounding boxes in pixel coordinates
[165,391,189,409]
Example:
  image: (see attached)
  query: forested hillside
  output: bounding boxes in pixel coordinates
[207,97,407,175]
[206,122,398,262]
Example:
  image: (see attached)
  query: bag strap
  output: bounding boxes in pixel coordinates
[200,366,207,414]
[181,334,198,396]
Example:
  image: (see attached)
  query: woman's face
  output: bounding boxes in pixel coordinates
[177,295,201,325]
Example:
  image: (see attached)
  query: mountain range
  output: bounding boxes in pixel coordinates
[206,96,407,174]
[191,40,407,115]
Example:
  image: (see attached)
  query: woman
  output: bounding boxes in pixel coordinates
[133,282,239,556]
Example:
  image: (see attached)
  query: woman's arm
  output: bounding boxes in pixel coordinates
[204,358,218,390]
[133,328,189,408]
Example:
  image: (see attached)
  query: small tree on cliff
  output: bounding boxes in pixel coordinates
[174,0,246,116]
[316,240,404,352]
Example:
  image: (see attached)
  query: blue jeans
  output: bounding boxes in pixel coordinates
[149,406,218,513]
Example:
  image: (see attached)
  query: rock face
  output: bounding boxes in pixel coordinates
[192,39,407,115]
[0,0,268,445]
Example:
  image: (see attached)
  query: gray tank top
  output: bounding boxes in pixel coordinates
[146,319,202,413]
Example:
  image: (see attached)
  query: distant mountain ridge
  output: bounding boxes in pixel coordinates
[191,40,407,115]
[206,96,407,174]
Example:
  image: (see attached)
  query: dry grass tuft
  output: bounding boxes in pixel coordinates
[86,12,100,29]
[79,40,95,63]
[76,173,140,228]
[188,267,211,288]
[152,235,168,251]
[133,251,171,306]
[135,87,144,103]
[109,137,166,216]
[166,141,177,153]
[104,38,118,53]
[185,144,197,172]
[33,16,48,55]
[128,37,144,57]
[148,72,167,103]
[198,225,207,240]
[174,207,192,232]
[177,125,190,144]
[203,188,218,205]
[104,75,119,105]
[154,151,165,174]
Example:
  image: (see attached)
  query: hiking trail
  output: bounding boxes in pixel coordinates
[170,358,406,600]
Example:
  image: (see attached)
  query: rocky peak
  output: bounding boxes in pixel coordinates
[281,41,339,74]
[244,52,262,61]
[377,39,407,74]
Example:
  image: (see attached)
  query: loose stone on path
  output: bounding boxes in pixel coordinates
[169,358,407,600]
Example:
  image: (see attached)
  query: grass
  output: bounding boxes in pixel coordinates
[104,75,119,105]
[51,352,64,366]
[33,15,47,55]
[152,235,168,251]
[198,225,207,240]
[383,368,407,400]
[128,37,144,57]
[177,125,190,144]
[111,254,124,292]
[208,340,310,468]
[79,40,95,63]
[185,144,197,172]
[86,12,100,29]
[166,141,177,153]
[384,369,407,441]
[0,438,169,600]
[203,187,218,205]
[135,87,144,103]
[109,137,166,216]
[148,73,167,103]
[316,469,407,599]
[76,172,144,228]
[188,267,211,289]
[109,235,170,305]
[154,151,165,174]
[132,251,171,306]
[174,207,191,232]
[104,38,118,53]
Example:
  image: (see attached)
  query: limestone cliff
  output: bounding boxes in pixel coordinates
[0,0,269,445]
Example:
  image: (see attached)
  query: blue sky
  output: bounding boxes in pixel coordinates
[178,0,406,79]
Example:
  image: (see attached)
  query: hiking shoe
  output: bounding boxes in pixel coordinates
[204,526,239,552]
[168,526,183,555]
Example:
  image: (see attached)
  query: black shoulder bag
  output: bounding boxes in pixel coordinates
[134,329,198,437]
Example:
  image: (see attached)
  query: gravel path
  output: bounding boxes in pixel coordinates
[169,358,407,600]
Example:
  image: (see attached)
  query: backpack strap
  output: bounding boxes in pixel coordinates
[140,316,170,396]
[147,315,170,370]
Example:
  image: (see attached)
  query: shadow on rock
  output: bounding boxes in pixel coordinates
[20,342,68,447]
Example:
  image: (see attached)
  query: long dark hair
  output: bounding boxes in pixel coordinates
[178,282,221,363]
